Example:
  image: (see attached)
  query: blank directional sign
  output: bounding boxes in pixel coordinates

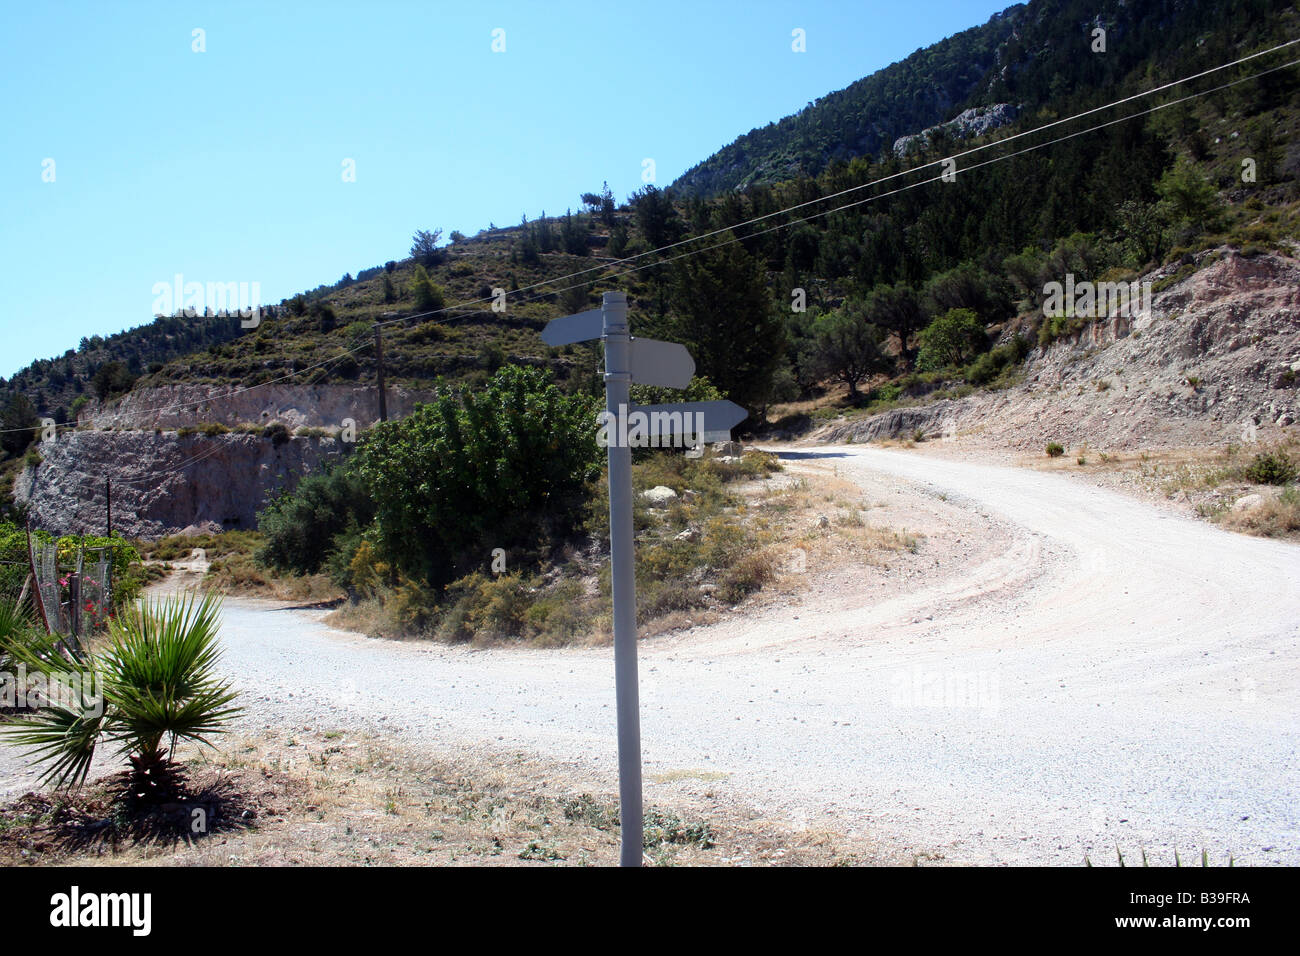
[630,337,695,389]
[541,309,603,346]
[632,400,747,442]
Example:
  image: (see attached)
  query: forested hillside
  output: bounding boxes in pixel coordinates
[671,5,1024,196]
[672,0,1292,195]
[2,0,1297,465]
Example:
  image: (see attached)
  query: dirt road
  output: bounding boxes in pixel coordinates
[3,444,1296,864]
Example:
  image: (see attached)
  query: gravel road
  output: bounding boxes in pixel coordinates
[3,444,1296,865]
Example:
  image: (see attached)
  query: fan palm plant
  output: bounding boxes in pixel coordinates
[0,594,33,674]
[0,592,241,802]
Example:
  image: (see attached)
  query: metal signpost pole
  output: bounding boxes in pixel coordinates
[600,291,643,867]
[542,291,744,868]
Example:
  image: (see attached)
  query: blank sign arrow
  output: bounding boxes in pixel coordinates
[630,337,695,389]
[631,399,748,439]
[541,309,604,346]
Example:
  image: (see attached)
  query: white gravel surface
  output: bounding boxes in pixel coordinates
[2,444,1296,865]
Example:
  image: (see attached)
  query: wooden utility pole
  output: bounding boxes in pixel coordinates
[105,477,112,537]
[375,324,388,423]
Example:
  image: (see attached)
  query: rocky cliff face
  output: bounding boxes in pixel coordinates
[87,383,434,431]
[14,381,431,538]
[893,103,1019,157]
[15,430,347,538]
[820,249,1300,450]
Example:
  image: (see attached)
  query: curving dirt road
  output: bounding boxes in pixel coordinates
[3,444,1297,864]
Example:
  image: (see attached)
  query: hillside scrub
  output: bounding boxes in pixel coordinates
[326,447,785,645]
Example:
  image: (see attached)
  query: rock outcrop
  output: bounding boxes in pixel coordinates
[821,249,1300,451]
[87,383,434,431]
[893,103,1019,157]
[15,430,347,538]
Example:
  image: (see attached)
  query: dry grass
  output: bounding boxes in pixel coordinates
[203,553,340,603]
[1022,439,1300,540]
[0,729,880,867]
[753,466,920,590]
[1219,486,1300,538]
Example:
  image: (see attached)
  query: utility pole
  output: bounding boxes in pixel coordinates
[542,291,746,867]
[375,324,388,423]
[105,477,111,538]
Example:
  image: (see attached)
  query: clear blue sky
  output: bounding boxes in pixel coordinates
[0,0,1013,378]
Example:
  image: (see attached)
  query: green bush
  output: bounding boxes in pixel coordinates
[966,334,1030,386]
[1245,450,1297,486]
[262,421,291,445]
[357,364,601,586]
[917,308,989,371]
[257,464,377,575]
[1046,442,1065,458]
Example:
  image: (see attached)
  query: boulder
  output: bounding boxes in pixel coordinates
[641,486,678,508]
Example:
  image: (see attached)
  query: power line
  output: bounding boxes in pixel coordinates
[537,54,1300,300]
[14,46,1300,511]
[4,36,1297,442]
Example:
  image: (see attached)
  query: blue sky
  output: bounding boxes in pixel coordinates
[0,0,1013,378]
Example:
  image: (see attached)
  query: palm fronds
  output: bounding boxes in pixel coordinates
[0,591,241,793]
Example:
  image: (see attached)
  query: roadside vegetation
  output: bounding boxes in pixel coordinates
[1039,439,1300,539]
[253,365,792,643]
[0,521,151,610]
[0,592,245,848]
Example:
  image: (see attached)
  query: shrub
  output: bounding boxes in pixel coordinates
[357,365,600,587]
[410,264,445,312]
[258,464,377,575]
[716,550,777,604]
[0,593,240,796]
[1245,450,1297,485]
[1046,442,1065,458]
[965,335,1030,386]
[917,308,989,371]
[262,421,291,445]
[1220,485,1300,538]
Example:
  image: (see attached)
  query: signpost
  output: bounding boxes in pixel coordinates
[542,291,746,867]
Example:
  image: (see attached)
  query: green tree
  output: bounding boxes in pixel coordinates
[410,228,445,265]
[560,209,588,256]
[629,185,680,247]
[1157,155,1221,233]
[1114,201,1168,267]
[916,308,988,371]
[813,305,891,398]
[0,393,39,456]
[665,235,786,413]
[864,283,926,369]
[923,263,1012,325]
[410,265,445,312]
[91,361,136,401]
[356,365,601,586]
[258,464,377,575]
